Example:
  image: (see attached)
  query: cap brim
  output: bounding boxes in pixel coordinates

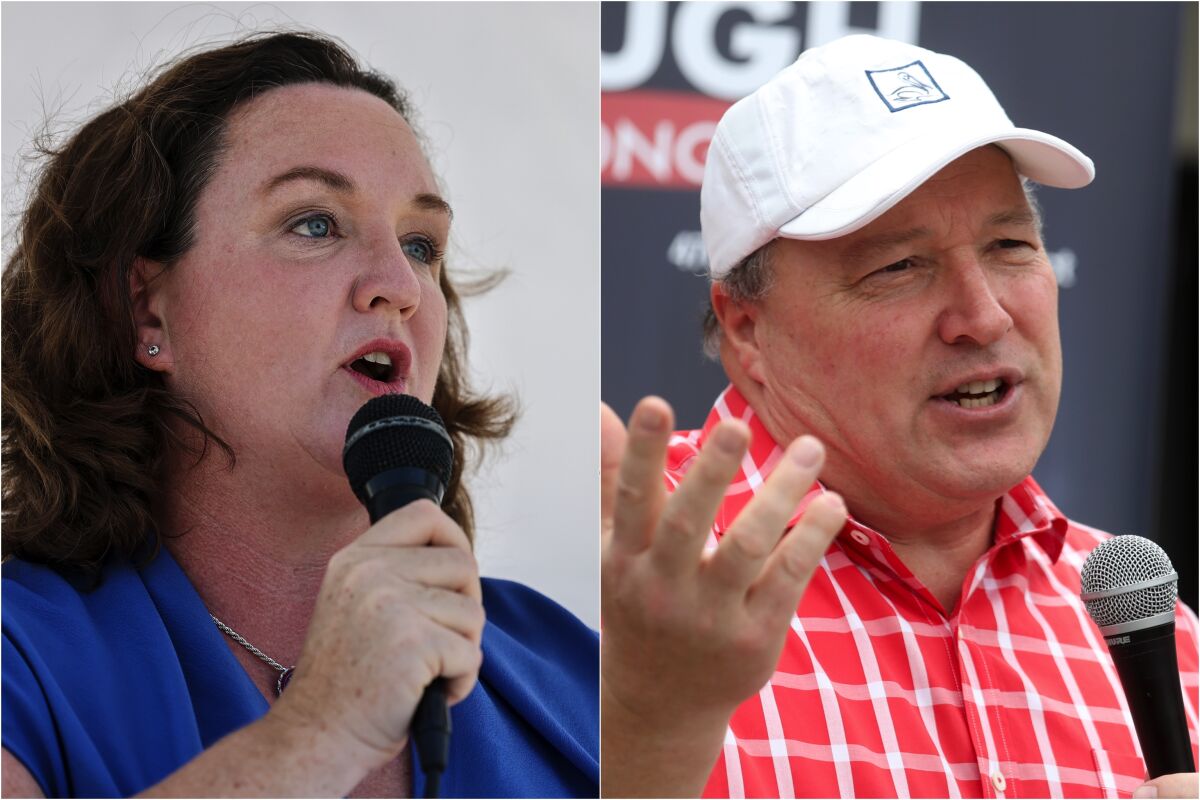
[778,127,1095,241]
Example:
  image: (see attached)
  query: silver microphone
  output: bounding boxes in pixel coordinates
[1081,535,1194,778]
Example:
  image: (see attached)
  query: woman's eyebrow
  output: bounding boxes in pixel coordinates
[262,165,355,195]
[260,169,452,221]
[414,192,453,222]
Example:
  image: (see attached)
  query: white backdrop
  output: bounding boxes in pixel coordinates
[1,2,600,626]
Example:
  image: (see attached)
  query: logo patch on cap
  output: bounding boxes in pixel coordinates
[865,60,949,113]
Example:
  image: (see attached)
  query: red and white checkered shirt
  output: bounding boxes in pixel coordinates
[666,386,1199,799]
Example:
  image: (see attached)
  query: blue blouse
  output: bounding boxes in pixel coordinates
[2,551,598,798]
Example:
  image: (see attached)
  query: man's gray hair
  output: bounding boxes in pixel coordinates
[701,178,1044,359]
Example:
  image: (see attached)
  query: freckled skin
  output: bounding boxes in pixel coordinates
[150,84,449,516]
[721,147,1062,535]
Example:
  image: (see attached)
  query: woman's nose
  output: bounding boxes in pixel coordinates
[350,237,423,318]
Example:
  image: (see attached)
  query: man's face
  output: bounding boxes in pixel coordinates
[734,147,1062,515]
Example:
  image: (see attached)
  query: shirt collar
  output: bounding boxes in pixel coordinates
[694,385,1069,563]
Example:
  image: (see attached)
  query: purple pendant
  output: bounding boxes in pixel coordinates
[276,666,295,696]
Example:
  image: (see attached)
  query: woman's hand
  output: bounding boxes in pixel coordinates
[130,500,481,798]
[600,398,846,797]
[271,499,484,775]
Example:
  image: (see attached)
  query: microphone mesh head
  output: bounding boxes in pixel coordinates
[343,395,454,506]
[1080,535,1178,630]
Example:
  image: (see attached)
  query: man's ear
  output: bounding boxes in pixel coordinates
[129,258,173,373]
[711,282,766,384]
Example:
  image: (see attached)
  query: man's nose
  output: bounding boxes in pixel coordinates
[935,259,1014,347]
[350,236,423,318]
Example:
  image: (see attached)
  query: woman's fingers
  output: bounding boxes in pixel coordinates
[429,624,487,707]
[650,420,749,576]
[404,582,486,644]
[706,436,827,592]
[610,397,673,555]
[284,503,488,768]
[356,499,472,553]
[352,545,479,595]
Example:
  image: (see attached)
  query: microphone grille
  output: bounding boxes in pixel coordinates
[1080,535,1178,631]
[342,394,454,506]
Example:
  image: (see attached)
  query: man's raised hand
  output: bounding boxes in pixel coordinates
[600,397,846,797]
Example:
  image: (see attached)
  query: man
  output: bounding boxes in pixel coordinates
[601,35,1199,799]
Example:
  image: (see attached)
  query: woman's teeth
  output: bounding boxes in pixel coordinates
[352,351,393,381]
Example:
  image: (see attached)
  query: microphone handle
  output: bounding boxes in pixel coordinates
[414,678,451,797]
[364,468,445,519]
[364,468,451,796]
[1107,622,1195,778]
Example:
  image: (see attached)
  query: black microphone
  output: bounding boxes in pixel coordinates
[1081,535,1195,778]
[344,394,455,798]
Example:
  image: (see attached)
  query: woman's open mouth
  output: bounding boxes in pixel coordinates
[348,351,396,383]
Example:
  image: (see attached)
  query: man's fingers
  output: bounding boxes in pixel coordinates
[1136,773,1200,799]
[746,491,847,622]
[600,402,628,541]
[650,420,749,575]
[610,397,674,554]
[706,436,826,591]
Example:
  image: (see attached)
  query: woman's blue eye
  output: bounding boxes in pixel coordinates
[291,215,333,238]
[402,238,435,265]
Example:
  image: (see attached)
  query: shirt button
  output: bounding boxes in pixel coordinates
[850,530,871,546]
[991,770,1006,793]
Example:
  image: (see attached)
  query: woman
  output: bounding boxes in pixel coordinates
[1,31,597,798]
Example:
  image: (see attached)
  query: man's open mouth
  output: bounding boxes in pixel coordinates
[348,352,396,383]
[940,378,1009,409]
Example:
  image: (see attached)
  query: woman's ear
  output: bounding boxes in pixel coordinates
[129,258,174,373]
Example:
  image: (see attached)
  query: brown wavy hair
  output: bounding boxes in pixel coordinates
[1,31,515,578]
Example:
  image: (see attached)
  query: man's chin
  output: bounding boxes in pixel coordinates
[921,418,1050,493]
[922,454,1039,504]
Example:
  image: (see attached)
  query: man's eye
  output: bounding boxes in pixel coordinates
[290,214,335,238]
[996,239,1029,249]
[878,258,913,274]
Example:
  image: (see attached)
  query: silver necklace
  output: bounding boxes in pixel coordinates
[210,613,295,696]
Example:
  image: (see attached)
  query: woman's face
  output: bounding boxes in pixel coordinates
[148,83,449,490]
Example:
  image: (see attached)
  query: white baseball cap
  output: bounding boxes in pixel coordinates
[701,34,1095,279]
